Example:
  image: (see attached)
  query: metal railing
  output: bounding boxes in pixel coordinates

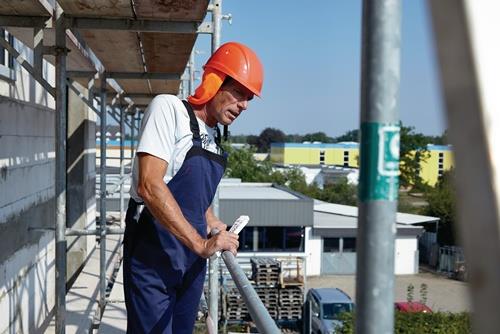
[204,251,281,334]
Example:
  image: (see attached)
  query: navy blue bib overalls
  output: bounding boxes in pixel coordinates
[123,100,226,333]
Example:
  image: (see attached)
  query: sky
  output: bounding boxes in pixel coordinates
[193,0,447,138]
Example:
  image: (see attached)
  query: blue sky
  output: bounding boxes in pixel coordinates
[193,0,446,137]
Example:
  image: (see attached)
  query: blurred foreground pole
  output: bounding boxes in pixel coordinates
[356,1,401,334]
[428,1,500,333]
[209,0,222,331]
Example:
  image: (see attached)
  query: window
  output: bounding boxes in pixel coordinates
[239,226,255,251]
[319,150,325,165]
[322,303,354,320]
[343,151,349,167]
[0,29,15,83]
[238,227,305,252]
[438,152,444,178]
[311,296,321,316]
[343,238,356,252]
[324,238,340,252]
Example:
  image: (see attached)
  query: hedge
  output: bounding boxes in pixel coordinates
[337,312,471,334]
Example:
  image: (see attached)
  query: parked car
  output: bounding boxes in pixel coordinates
[395,301,433,313]
[305,288,355,334]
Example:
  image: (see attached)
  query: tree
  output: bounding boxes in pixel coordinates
[285,134,304,143]
[255,127,286,152]
[422,170,457,245]
[399,125,431,189]
[333,129,359,143]
[302,132,334,143]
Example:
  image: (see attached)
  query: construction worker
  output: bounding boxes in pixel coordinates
[123,42,264,333]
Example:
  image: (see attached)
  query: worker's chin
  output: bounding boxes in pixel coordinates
[219,118,234,126]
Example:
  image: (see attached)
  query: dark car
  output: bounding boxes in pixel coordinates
[395,302,433,313]
[305,288,355,334]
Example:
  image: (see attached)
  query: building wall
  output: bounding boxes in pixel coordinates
[419,148,454,186]
[0,97,56,334]
[0,36,95,333]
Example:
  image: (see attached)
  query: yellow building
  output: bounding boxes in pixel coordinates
[270,142,454,186]
[270,142,360,167]
[419,145,454,186]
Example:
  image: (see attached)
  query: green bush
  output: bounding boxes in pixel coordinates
[337,312,471,334]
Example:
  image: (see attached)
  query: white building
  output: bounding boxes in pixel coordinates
[219,181,438,276]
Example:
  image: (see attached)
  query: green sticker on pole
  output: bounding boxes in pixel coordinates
[359,123,400,201]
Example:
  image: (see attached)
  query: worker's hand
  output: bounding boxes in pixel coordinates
[199,230,239,258]
[207,218,227,235]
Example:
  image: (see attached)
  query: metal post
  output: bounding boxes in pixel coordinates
[428,1,500,332]
[119,105,125,230]
[188,51,195,95]
[99,73,108,317]
[212,0,222,52]
[221,251,280,334]
[208,189,220,333]
[130,111,135,159]
[54,5,67,334]
[209,2,222,330]
[356,1,401,334]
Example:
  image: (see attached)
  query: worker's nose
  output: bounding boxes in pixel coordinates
[238,99,248,111]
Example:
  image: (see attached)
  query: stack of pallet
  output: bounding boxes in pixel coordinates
[254,286,279,318]
[278,286,304,320]
[225,285,250,321]
[250,258,281,318]
[251,258,281,286]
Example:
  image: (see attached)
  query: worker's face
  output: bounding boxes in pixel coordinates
[207,79,254,126]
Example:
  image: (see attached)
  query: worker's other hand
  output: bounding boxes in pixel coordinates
[200,230,239,258]
[207,219,227,235]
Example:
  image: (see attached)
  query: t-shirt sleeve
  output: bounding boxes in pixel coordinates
[136,95,177,164]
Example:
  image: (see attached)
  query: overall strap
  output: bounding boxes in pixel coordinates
[182,100,201,142]
[214,124,225,155]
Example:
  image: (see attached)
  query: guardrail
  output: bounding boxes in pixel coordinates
[203,251,281,334]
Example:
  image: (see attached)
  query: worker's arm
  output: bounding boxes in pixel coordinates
[205,206,227,235]
[137,153,239,257]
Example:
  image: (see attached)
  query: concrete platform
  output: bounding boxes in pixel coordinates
[46,233,123,334]
[98,263,127,333]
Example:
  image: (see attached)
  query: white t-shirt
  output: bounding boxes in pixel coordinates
[130,94,220,202]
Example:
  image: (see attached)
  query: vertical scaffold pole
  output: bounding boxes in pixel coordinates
[130,110,135,159]
[119,105,125,231]
[356,1,402,334]
[99,74,108,317]
[55,5,67,334]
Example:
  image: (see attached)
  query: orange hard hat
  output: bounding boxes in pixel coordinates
[204,42,264,97]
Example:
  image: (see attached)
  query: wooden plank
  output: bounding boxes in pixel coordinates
[80,30,143,72]
[141,32,195,73]
[0,0,50,16]
[134,0,209,21]
[58,0,133,18]
[149,80,180,94]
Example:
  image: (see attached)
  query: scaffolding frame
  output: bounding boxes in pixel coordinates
[0,1,280,333]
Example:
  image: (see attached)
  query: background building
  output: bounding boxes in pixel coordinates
[271,142,454,186]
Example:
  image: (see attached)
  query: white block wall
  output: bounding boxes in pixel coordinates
[0,99,55,222]
[0,36,57,333]
[0,232,55,334]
